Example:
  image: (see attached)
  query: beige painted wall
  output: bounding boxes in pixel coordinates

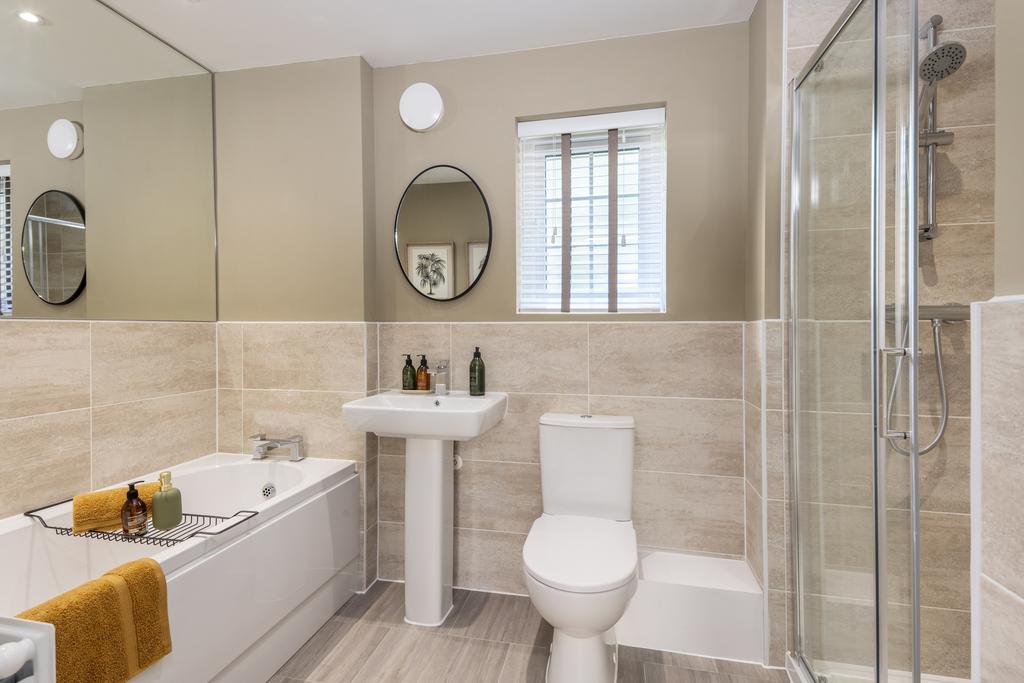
[995,0,1023,295]
[372,26,750,321]
[84,75,216,321]
[745,0,783,321]
[0,101,87,319]
[216,58,376,321]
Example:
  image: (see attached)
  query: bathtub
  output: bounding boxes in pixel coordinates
[0,453,362,683]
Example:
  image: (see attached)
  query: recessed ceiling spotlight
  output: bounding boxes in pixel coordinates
[17,10,42,23]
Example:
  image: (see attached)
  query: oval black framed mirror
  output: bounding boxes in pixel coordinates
[394,165,491,301]
[22,190,86,305]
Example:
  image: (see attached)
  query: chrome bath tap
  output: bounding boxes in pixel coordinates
[249,434,305,461]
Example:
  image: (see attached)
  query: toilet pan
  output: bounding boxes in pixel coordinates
[523,514,638,683]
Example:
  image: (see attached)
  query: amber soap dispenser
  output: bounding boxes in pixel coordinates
[121,480,148,536]
[416,354,430,390]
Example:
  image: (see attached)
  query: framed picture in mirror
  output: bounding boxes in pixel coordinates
[467,241,488,286]
[406,242,454,299]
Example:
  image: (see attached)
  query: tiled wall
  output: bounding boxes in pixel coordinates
[974,297,1024,681]
[743,320,789,667]
[216,322,379,587]
[0,319,217,518]
[374,322,745,595]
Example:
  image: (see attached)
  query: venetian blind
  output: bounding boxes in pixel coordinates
[517,108,666,313]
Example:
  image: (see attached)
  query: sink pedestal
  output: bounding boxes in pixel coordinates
[403,438,455,626]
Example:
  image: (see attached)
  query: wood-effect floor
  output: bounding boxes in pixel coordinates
[270,580,790,683]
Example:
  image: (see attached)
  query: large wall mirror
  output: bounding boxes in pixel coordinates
[394,165,491,301]
[0,0,216,320]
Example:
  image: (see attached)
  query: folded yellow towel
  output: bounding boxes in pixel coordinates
[72,483,161,534]
[17,558,172,683]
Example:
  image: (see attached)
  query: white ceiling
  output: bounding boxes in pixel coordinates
[0,0,205,110]
[102,0,758,72]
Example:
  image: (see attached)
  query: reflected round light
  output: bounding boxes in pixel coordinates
[17,10,41,23]
[47,119,84,160]
[399,82,444,132]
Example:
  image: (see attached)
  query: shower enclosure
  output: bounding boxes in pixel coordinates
[789,0,926,681]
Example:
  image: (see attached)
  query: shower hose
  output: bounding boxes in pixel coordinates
[886,318,949,455]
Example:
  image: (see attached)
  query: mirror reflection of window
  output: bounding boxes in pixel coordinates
[395,166,491,301]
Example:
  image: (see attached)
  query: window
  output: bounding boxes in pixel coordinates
[517,108,666,313]
[0,165,11,316]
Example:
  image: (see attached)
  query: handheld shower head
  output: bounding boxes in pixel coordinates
[920,41,967,84]
[918,41,967,127]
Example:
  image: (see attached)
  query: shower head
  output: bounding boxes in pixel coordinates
[920,41,967,84]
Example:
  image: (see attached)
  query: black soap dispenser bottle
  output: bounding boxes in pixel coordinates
[469,347,485,396]
[401,354,416,390]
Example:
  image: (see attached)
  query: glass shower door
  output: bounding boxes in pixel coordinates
[790,0,919,681]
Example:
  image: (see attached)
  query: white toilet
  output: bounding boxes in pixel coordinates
[523,413,638,683]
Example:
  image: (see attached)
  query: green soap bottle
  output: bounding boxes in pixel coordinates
[152,471,182,530]
[401,354,416,390]
[469,347,485,396]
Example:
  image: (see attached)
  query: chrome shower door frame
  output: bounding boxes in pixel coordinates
[788,0,921,680]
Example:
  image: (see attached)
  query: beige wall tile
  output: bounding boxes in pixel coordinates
[92,390,217,487]
[745,481,764,586]
[797,411,873,508]
[0,321,90,419]
[744,402,762,491]
[767,589,789,668]
[378,454,403,524]
[787,0,859,47]
[589,396,743,477]
[378,522,403,581]
[764,321,784,410]
[888,416,970,513]
[363,455,378,530]
[589,323,742,399]
[764,409,787,501]
[242,389,366,460]
[451,323,588,394]
[807,228,871,321]
[935,124,994,224]
[744,321,762,407]
[920,320,971,418]
[633,470,744,556]
[217,323,243,389]
[455,461,541,534]
[454,528,528,595]
[459,393,588,464]
[916,606,971,679]
[217,389,244,454]
[0,409,90,517]
[810,321,872,413]
[364,523,378,587]
[981,577,1024,682]
[91,322,215,406]
[767,499,789,591]
[919,224,994,310]
[366,324,379,392]
[981,300,1024,596]
[378,323,451,390]
[242,323,366,391]
[918,0,994,32]
[379,436,405,456]
[888,511,971,611]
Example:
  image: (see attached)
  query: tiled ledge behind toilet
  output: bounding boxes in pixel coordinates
[0,319,217,518]
[374,322,746,595]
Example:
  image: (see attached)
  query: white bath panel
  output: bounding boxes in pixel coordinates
[614,550,764,664]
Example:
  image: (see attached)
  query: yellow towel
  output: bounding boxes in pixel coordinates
[17,558,172,683]
[72,483,161,534]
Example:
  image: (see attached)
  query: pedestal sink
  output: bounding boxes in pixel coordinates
[342,390,508,625]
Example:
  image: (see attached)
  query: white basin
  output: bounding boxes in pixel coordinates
[342,390,508,440]
[342,389,508,627]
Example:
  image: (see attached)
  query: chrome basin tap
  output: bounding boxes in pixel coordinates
[249,434,305,461]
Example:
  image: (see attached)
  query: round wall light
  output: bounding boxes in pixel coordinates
[399,82,444,132]
[47,119,84,160]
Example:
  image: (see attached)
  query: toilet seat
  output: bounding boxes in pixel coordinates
[523,514,637,594]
